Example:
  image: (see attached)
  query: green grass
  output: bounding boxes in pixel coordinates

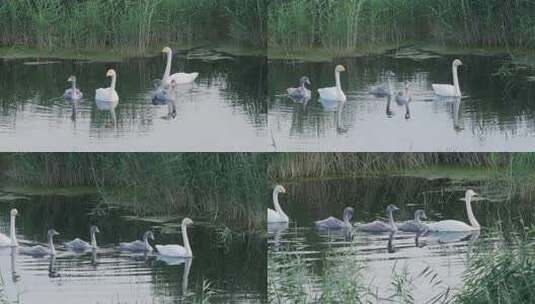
[268,0,535,55]
[456,231,535,304]
[2,153,268,231]
[0,0,266,56]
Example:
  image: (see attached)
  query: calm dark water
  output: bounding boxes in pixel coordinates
[268,176,534,302]
[0,189,266,303]
[268,49,535,151]
[0,50,267,151]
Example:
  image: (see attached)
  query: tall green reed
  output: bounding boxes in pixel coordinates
[0,0,266,53]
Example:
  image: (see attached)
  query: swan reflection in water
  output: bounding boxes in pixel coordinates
[48,254,60,278]
[157,256,193,298]
[319,99,348,134]
[95,98,118,127]
[10,247,20,282]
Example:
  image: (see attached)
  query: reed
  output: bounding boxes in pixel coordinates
[456,232,535,304]
[4,153,268,231]
[0,0,266,54]
[268,0,535,52]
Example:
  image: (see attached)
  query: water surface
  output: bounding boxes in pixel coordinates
[0,50,267,151]
[0,188,266,303]
[268,176,534,302]
[268,49,535,151]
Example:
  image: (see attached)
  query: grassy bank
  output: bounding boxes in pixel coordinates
[0,0,266,57]
[1,153,268,231]
[269,0,535,57]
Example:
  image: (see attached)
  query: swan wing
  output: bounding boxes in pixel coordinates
[120,240,149,251]
[427,220,474,232]
[268,208,288,223]
[315,216,344,229]
[369,84,389,96]
[168,72,199,84]
[318,87,346,101]
[156,244,188,257]
[356,220,391,232]
[432,84,458,97]
[65,238,91,250]
[95,88,119,102]
[398,220,428,232]
[20,245,48,256]
[0,233,11,247]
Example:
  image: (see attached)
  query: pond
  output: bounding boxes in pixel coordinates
[0,188,266,303]
[268,175,534,303]
[268,49,535,151]
[0,49,267,151]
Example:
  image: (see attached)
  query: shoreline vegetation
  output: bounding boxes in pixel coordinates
[0,0,266,60]
[0,153,268,232]
[268,0,535,61]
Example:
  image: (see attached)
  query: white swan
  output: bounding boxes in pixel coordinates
[427,189,480,232]
[64,225,100,251]
[156,217,193,258]
[64,75,83,100]
[267,185,288,223]
[318,65,346,101]
[432,59,463,97]
[95,69,119,102]
[161,47,199,85]
[0,209,18,247]
[20,229,59,256]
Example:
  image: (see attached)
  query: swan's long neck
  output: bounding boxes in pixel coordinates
[182,223,192,257]
[110,74,117,90]
[164,51,172,80]
[273,190,288,221]
[72,80,76,91]
[465,195,480,229]
[48,235,56,255]
[388,210,397,231]
[452,65,461,96]
[335,71,342,92]
[10,215,17,247]
[343,212,351,225]
[387,78,393,94]
[90,231,97,248]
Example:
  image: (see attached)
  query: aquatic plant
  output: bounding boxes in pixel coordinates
[268,0,535,52]
[4,153,268,230]
[0,0,266,54]
[455,232,535,304]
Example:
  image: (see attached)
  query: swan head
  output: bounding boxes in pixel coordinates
[162,47,172,54]
[144,231,155,240]
[106,69,116,77]
[10,209,18,217]
[90,225,100,234]
[67,75,76,82]
[343,207,354,221]
[274,184,286,194]
[386,204,399,213]
[415,209,427,220]
[466,189,478,199]
[453,59,463,67]
[182,217,194,226]
[335,65,346,73]
[48,229,60,237]
[300,76,311,85]
[385,71,396,77]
